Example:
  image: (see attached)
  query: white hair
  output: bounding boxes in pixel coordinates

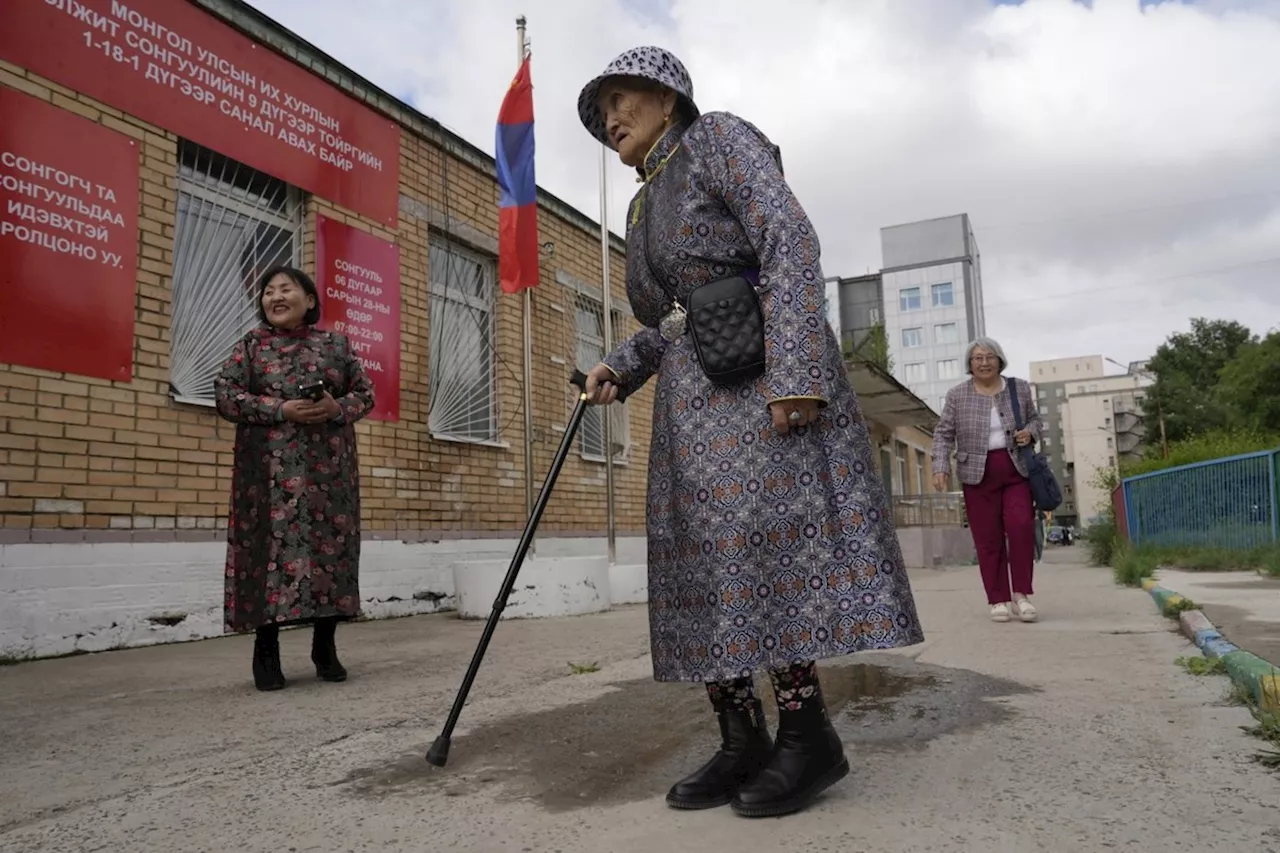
[965,337,1008,374]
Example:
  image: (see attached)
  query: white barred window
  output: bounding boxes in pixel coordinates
[428,237,497,443]
[573,293,628,461]
[169,142,302,404]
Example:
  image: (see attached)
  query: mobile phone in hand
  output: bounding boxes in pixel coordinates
[298,380,326,402]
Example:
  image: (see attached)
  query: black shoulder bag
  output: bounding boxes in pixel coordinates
[1008,378,1063,511]
[640,158,766,388]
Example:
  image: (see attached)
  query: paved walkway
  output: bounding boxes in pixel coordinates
[1153,567,1280,666]
[1,551,1277,853]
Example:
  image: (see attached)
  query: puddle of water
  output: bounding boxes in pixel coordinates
[339,656,1028,813]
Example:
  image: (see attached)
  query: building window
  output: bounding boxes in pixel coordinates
[902,327,924,348]
[937,358,960,379]
[915,449,927,495]
[1077,386,1085,394]
[1109,456,1115,467]
[574,293,628,460]
[1039,404,1049,415]
[934,322,959,345]
[1056,388,1064,398]
[428,237,497,442]
[1043,436,1052,447]
[896,441,909,494]
[899,287,922,311]
[169,143,303,404]
[1066,501,1075,512]
[931,282,954,307]
[903,362,927,382]
[1105,416,1111,427]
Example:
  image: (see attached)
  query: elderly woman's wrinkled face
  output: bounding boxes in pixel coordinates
[261,272,314,330]
[597,80,677,169]
[970,347,1002,380]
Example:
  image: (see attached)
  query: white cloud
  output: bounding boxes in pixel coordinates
[246,0,1280,376]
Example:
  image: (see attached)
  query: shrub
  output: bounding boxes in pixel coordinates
[1083,518,1119,567]
[1122,428,1279,478]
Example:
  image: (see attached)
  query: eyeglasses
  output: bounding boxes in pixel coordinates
[970,355,999,364]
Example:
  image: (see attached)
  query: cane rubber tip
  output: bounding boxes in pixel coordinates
[425,736,450,767]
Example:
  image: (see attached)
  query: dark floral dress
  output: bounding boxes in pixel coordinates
[214,325,374,633]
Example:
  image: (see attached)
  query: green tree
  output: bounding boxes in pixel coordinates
[1143,318,1256,443]
[1217,330,1280,432]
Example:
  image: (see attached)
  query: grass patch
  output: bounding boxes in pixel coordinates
[1241,702,1280,770]
[1175,655,1227,676]
[1162,596,1199,618]
[1104,541,1280,587]
[567,661,600,675]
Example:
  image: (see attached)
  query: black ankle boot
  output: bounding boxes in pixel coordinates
[311,617,347,682]
[252,626,286,691]
[730,702,849,818]
[667,699,774,810]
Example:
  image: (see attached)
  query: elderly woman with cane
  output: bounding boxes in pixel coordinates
[931,337,1042,623]
[579,46,924,818]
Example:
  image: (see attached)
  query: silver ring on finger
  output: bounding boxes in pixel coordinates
[788,410,802,424]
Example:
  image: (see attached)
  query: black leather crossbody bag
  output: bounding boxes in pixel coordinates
[641,182,766,387]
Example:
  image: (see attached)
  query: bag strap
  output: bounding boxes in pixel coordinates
[1007,378,1023,429]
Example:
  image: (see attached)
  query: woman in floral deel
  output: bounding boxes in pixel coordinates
[578,46,925,818]
[215,265,374,691]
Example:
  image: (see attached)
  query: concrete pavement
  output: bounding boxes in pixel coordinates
[1150,567,1280,667]
[1,550,1277,853]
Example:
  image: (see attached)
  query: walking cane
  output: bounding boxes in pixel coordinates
[426,369,626,767]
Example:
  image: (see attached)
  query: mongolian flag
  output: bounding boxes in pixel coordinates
[495,55,539,294]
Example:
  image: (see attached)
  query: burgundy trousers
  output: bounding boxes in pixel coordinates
[963,450,1035,605]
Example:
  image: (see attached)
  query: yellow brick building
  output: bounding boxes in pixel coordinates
[0,0,650,659]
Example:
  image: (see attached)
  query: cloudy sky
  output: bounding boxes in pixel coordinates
[248,0,1280,378]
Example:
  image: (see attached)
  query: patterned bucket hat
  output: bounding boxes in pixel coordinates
[577,46,699,148]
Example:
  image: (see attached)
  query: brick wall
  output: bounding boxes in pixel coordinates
[0,57,652,546]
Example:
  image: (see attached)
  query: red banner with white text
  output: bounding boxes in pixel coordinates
[315,215,401,421]
[0,0,400,226]
[0,86,139,380]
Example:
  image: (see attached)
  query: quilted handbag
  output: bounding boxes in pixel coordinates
[1009,378,1063,512]
[641,180,766,387]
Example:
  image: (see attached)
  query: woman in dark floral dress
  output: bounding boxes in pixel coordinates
[578,47,924,818]
[215,265,374,691]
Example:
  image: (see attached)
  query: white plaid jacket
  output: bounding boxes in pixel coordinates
[931,377,1043,486]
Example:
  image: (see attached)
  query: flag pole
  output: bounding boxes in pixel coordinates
[516,15,535,556]
[600,144,616,565]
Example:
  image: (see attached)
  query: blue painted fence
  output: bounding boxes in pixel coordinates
[1119,450,1280,549]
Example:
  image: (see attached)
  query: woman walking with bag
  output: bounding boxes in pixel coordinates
[215,265,375,691]
[931,337,1042,623]
[578,46,924,818]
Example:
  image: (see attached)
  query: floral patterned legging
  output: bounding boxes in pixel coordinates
[706,661,821,713]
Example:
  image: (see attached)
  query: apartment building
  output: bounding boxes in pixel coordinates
[879,214,987,415]
[1030,357,1153,527]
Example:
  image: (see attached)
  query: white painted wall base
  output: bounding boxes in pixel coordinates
[0,535,647,661]
[609,563,649,605]
[453,556,612,620]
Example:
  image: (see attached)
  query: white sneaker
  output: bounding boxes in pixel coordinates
[990,603,1011,622]
[1012,595,1038,623]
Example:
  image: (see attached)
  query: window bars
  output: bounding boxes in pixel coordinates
[169,143,302,405]
[572,291,628,461]
[427,237,498,443]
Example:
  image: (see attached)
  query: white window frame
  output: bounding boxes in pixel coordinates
[934,322,960,345]
[902,327,924,348]
[937,358,960,380]
[899,287,922,311]
[169,143,303,406]
[573,291,629,463]
[427,237,499,445]
[931,282,954,307]
[903,362,927,383]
